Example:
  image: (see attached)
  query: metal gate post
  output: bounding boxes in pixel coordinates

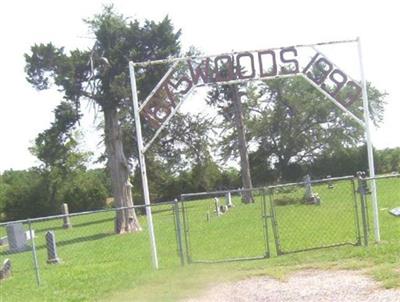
[173,198,185,266]
[261,188,270,258]
[180,195,192,264]
[28,219,41,286]
[357,174,369,246]
[268,187,283,256]
[351,178,362,246]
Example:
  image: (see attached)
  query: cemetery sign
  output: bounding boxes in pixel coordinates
[128,38,380,270]
[140,46,363,131]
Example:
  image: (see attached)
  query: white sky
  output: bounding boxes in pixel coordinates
[0,0,399,172]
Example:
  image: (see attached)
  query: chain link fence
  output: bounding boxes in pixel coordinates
[269,176,362,255]
[0,173,399,297]
[180,188,270,263]
[359,173,400,244]
[0,202,181,296]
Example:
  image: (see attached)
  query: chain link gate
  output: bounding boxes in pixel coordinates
[174,176,373,264]
[179,188,271,263]
[268,176,364,255]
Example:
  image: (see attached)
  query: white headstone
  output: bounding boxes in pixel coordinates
[225,192,234,207]
[214,197,221,216]
[25,230,35,241]
[62,203,72,229]
[304,174,313,200]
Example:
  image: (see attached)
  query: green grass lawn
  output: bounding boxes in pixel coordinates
[1,177,399,301]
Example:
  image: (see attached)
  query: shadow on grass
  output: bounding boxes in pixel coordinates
[60,232,112,246]
[41,232,114,251]
[0,232,115,257]
[33,217,114,233]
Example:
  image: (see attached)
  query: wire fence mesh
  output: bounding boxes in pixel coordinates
[0,203,179,294]
[362,174,400,243]
[0,173,399,296]
[268,176,362,255]
[180,188,270,263]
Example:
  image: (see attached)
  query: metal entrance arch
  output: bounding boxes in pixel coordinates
[129,38,380,269]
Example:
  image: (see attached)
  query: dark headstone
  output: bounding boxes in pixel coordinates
[0,259,11,280]
[219,204,228,213]
[46,231,61,264]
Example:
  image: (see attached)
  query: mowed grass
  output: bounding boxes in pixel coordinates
[1,177,399,301]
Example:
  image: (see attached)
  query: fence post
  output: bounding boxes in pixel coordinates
[180,195,192,264]
[173,198,185,266]
[357,173,369,246]
[28,219,40,286]
[351,178,362,246]
[268,187,283,256]
[261,188,270,258]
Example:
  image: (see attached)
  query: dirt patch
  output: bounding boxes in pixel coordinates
[185,270,400,302]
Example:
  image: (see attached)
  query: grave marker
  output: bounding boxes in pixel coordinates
[0,259,11,280]
[6,223,28,252]
[62,203,72,229]
[225,192,234,208]
[46,231,61,264]
[214,197,221,216]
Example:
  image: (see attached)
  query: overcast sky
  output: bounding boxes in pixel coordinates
[0,0,398,172]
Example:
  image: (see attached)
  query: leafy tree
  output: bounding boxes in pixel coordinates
[24,6,181,233]
[30,101,88,213]
[61,170,108,212]
[250,77,387,181]
[132,112,218,202]
[1,169,50,221]
[309,145,371,177]
[0,174,9,220]
[207,83,258,203]
[375,148,400,174]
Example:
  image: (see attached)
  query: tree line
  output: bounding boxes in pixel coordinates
[1,145,399,221]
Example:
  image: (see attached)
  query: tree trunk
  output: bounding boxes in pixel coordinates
[231,85,254,203]
[103,107,141,233]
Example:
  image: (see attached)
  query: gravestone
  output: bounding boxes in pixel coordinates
[46,231,61,264]
[214,197,221,216]
[304,175,313,199]
[62,203,72,229]
[327,175,334,189]
[303,175,320,205]
[225,192,234,208]
[0,230,35,247]
[389,208,400,217]
[0,259,11,280]
[6,223,28,252]
[25,230,35,241]
[219,204,228,213]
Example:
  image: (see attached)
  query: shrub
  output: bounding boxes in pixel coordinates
[61,172,108,212]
